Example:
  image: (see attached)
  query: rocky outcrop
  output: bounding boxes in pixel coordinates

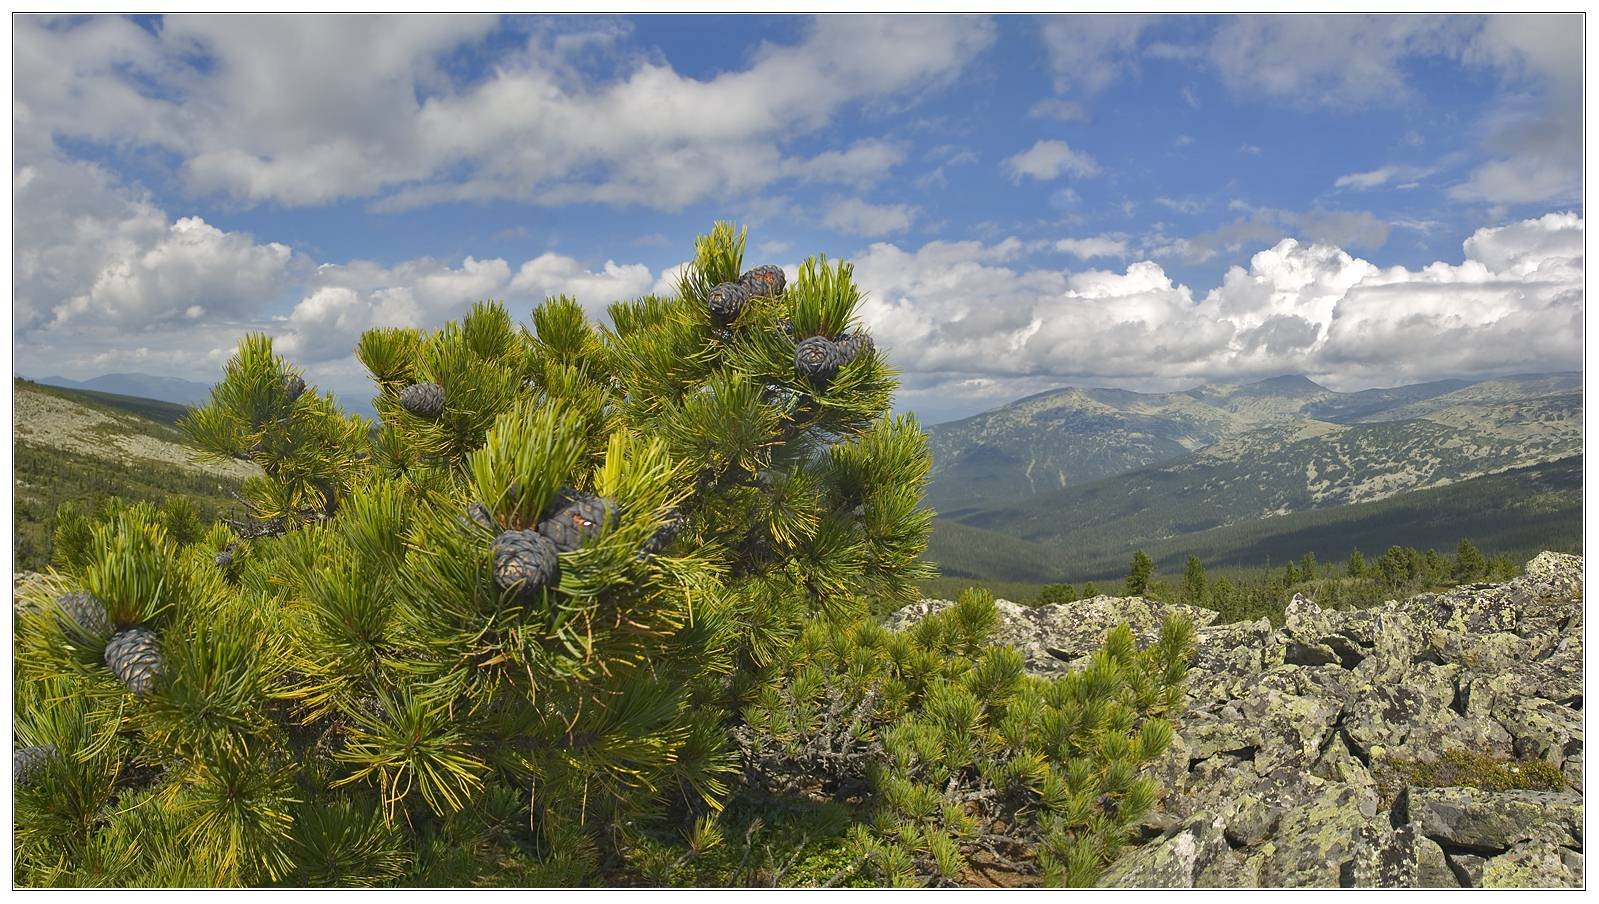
[900,552,1585,888]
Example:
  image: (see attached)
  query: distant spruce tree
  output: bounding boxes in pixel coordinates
[1182,555,1206,604]
[1454,539,1488,582]
[1081,582,1101,598]
[1347,548,1367,578]
[1124,550,1154,596]
[1298,552,1318,580]
[1037,583,1078,605]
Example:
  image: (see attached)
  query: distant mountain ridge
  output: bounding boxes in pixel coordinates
[31,372,216,407]
[25,371,380,419]
[925,372,1580,511]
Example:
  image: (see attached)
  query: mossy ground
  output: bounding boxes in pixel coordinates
[1374,748,1566,810]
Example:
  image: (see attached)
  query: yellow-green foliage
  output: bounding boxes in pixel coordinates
[744,588,1193,887]
[14,223,939,888]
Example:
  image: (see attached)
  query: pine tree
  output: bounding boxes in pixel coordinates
[1124,551,1153,597]
[1081,582,1100,598]
[13,223,937,887]
[1298,552,1317,580]
[1037,584,1077,605]
[1347,548,1366,578]
[1454,539,1487,582]
[1181,555,1206,604]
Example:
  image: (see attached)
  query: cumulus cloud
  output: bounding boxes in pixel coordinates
[509,254,654,314]
[11,153,677,387]
[276,251,661,363]
[1002,140,1100,183]
[14,153,300,341]
[14,14,994,210]
[851,213,1582,418]
[52,217,294,328]
[823,198,919,237]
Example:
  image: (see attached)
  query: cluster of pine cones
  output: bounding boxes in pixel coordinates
[474,489,620,600]
[701,264,876,389]
[54,590,162,696]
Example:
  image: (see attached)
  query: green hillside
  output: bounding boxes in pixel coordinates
[18,378,194,425]
[923,455,1581,587]
[12,379,254,569]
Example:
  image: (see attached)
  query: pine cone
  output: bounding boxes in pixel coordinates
[281,372,306,405]
[777,318,796,339]
[707,282,750,323]
[640,512,684,555]
[104,627,162,695]
[398,382,446,418]
[738,265,786,298]
[13,744,57,786]
[463,501,497,532]
[214,545,236,569]
[493,530,560,599]
[835,331,876,363]
[538,490,619,553]
[57,591,109,639]
[795,336,845,386]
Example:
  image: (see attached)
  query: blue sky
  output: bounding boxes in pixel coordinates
[12,13,1584,423]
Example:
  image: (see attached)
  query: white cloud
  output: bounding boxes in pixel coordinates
[51,217,295,328]
[1054,235,1128,260]
[1200,14,1577,206]
[13,14,995,210]
[1002,140,1100,183]
[788,138,906,188]
[1450,15,1581,205]
[851,212,1582,416]
[1037,14,1156,96]
[1334,163,1438,191]
[14,152,299,338]
[1027,98,1087,121]
[509,254,654,314]
[823,198,919,237]
[1208,15,1472,108]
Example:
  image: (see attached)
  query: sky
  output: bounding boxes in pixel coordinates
[11,13,1585,424]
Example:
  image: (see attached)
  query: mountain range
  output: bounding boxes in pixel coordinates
[25,371,378,419]
[925,372,1582,583]
[30,372,218,407]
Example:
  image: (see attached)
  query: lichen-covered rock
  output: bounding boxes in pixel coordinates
[889,551,1585,888]
[1097,814,1230,888]
[1481,839,1579,888]
[1410,787,1582,850]
[1413,836,1460,888]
